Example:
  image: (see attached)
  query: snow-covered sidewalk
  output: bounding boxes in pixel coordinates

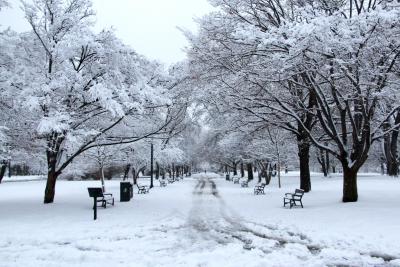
[0,173,399,267]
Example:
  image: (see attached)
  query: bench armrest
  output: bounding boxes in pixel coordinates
[103,193,113,196]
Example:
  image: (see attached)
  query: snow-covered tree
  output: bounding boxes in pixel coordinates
[9,0,188,203]
[186,0,400,202]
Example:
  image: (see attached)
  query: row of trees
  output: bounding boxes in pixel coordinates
[0,0,194,203]
[184,0,400,202]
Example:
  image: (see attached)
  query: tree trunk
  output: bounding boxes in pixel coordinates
[342,166,358,202]
[100,165,106,192]
[0,162,7,184]
[277,161,281,188]
[240,163,244,177]
[298,138,311,192]
[325,147,330,176]
[387,160,398,176]
[132,168,137,185]
[233,162,238,176]
[318,149,328,177]
[44,150,59,204]
[247,163,253,180]
[384,111,400,176]
[123,164,131,181]
[156,162,160,180]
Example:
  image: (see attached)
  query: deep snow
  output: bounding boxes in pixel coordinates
[0,172,399,267]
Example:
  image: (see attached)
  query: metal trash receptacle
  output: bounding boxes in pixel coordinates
[120,182,132,202]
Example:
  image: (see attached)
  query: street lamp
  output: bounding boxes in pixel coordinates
[150,142,154,188]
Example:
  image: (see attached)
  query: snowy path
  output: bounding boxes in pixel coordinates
[0,173,399,266]
[182,175,396,267]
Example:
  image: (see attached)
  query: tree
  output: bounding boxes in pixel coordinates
[262,1,400,201]
[185,0,316,191]
[13,0,186,203]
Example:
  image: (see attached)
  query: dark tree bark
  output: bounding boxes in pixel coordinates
[123,164,131,181]
[325,148,330,175]
[132,168,137,185]
[156,162,160,180]
[44,150,60,204]
[297,135,311,192]
[342,166,358,202]
[233,161,238,176]
[0,161,7,184]
[383,111,400,176]
[240,162,245,177]
[247,163,254,180]
[317,148,329,177]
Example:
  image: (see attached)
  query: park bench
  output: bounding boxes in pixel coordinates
[87,187,114,208]
[241,180,249,187]
[283,189,305,208]
[137,184,150,194]
[233,177,240,184]
[87,187,114,220]
[167,178,174,184]
[254,184,266,195]
[159,180,167,187]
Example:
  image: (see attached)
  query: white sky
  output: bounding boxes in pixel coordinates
[0,0,214,64]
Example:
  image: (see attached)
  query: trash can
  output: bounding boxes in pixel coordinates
[226,174,230,181]
[120,182,132,202]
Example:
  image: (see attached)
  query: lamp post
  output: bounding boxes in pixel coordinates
[150,143,154,188]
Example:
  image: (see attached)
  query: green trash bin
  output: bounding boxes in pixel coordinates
[120,182,132,202]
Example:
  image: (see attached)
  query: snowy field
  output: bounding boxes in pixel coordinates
[0,172,399,267]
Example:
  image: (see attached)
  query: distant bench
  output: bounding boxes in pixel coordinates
[137,184,150,194]
[254,184,266,195]
[159,180,167,187]
[283,189,305,208]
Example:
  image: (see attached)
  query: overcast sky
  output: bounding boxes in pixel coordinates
[0,0,214,64]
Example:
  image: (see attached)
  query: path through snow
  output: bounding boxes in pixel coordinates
[0,173,399,267]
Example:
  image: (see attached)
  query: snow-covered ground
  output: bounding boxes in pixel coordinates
[0,172,399,267]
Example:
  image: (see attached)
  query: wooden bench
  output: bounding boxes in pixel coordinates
[137,184,150,194]
[284,189,305,208]
[233,177,240,184]
[254,184,266,195]
[241,181,249,187]
[159,180,167,187]
[167,178,174,184]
